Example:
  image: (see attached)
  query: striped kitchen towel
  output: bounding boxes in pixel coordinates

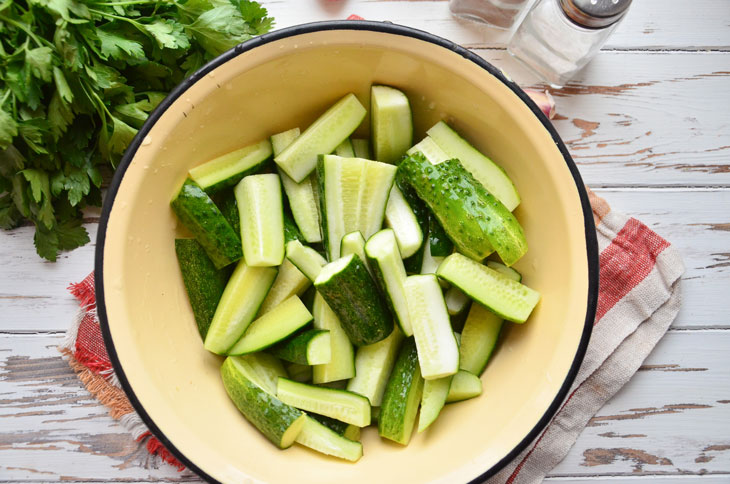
[59,189,684,481]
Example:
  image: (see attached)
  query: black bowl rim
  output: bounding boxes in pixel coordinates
[96,20,598,484]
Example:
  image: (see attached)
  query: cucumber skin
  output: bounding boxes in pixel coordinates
[428,215,453,257]
[171,179,243,269]
[283,211,304,243]
[396,171,429,273]
[220,358,305,449]
[399,154,528,265]
[311,413,348,435]
[315,157,330,260]
[203,158,272,194]
[174,239,230,340]
[379,338,424,445]
[212,188,240,236]
[315,255,394,347]
[271,329,329,365]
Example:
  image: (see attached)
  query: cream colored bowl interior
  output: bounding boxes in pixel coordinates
[101,28,591,484]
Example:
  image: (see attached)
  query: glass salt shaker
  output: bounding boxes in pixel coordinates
[508,0,632,87]
[449,0,533,30]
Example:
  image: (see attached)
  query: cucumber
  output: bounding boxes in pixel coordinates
[235,173,284,267]
[277,378,371,427]
[258,259,310,316]
[230,352,288,395]
[344,425,361,441]
[335,138,355,157]
[371,406,381,423]
[204,261,278,354]
[171,178,242,269]
[365,229,412,336]
[428,214,453,257]
[317,154,397,260]
[212,188,240,235]
[384,185,423,258]
[436,253,540,323]
[445,369,482,403]
[487,260,523,282]
[188,139,272,193]
[378,339,424,445]
[371,85,413,164]
[340,231,369,272]
[351,138,371,159]
[399,154,527,265]
[283,212,304,243]
[300,285,317,312]
[311,413,349,435]
[285,240,328,282]
[395,171,429,274]
[227,296,312,356]
[418,375,452,433]
[460,303,503,376]
[312,294,355,383]
[295,416,363,462]
[221,357,306,449]
[427,121,521,211]
[407,136,449,164]
[450,310,469,334]
[285,362,312,383]
[420,239,445,278]
[314,254,394,347]
[346,327,404,407]
[275,93,367,183]
[444,286,470,316]
[174,239,229,340]
[273,128,323,244]
[270,329,332,365]
[404,275,459,380]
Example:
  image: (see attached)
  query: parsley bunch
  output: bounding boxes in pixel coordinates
[0,0,273,260]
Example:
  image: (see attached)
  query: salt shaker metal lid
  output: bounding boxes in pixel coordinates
[560,0,632,28]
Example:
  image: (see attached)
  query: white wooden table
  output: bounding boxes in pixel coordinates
[1,1,729,482]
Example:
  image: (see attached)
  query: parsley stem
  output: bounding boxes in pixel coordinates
[0,14,53,48]
[90,0,159,5]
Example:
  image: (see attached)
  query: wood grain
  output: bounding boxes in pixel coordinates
[0,331,728,481]
[259,0,730,51]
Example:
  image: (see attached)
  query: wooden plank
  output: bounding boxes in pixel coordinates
[550,330,730,477]
[1,331,728,481]
[470,50,730,187]
[1,189,726,332]
[259,0,730,50]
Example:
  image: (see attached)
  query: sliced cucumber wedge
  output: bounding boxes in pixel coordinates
[335,138,355,157]
[275,93,367,182]
[371,85,413,164]
[404,275,459,380]
[228,296,312,356]
[221,357,306,449]
[229,353,288,396]
[487,260,523,282]
[314,254,393,346]
[446,369,482,403]
[277,378,371,427]
[317,154,397,260]
[204,261,278,354]
[384,185,423,259]
[312,294,355,384]
[351,138,371,159]
[258,259,310,316]
[340,231,369,270]
[295,416,363,462]
[346,327,404,407]
[365,229,412,336]
[379,338,424,445]
[418,375,453,433]
[437,253,540,323]
[427,121,520,211]
[400,154,527,265]
[460,303,503,376]
[171,179,242,269]
[285,362,312,383]
[407,136,449,164]
[235,174,284,266]
[271,329,331,365]
[444,286,470,316]
[273,128,323,244]
[285,240,327,282]
[188,139,272,193]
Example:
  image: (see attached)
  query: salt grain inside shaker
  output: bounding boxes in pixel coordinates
[508,0,632,87]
